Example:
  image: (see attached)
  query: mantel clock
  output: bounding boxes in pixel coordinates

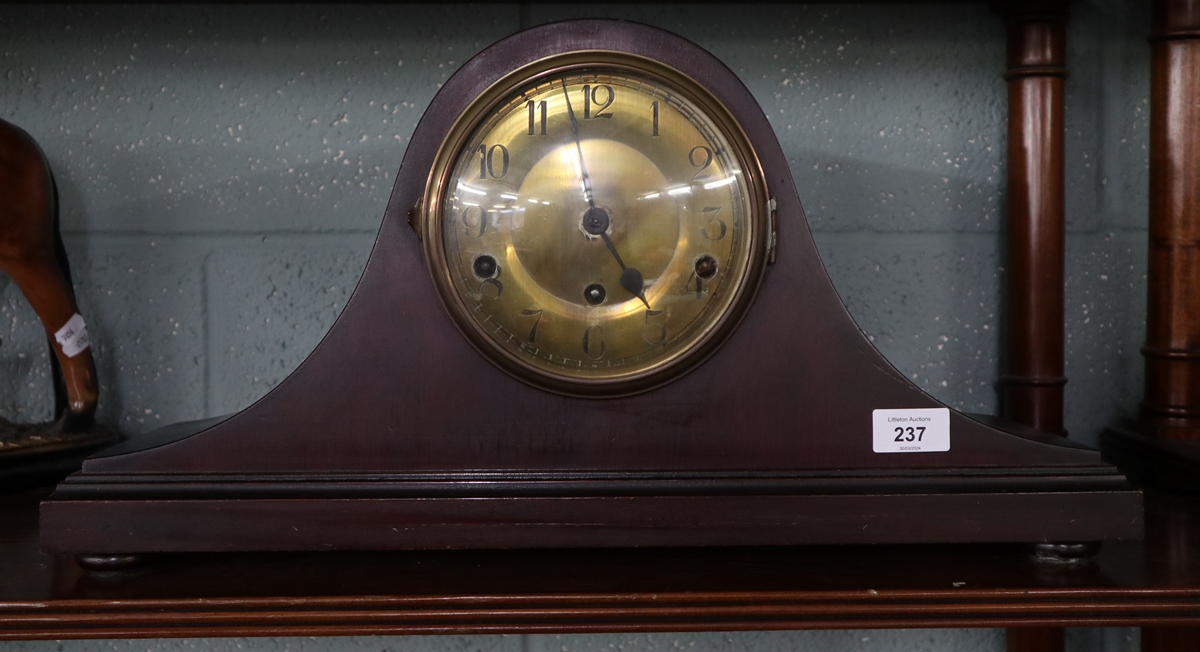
[42,20,1140,557]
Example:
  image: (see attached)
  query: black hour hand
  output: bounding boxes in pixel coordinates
[620,266,650,309]
[582,197,650,309]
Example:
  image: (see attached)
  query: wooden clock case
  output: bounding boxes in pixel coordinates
[40,20,1141,554]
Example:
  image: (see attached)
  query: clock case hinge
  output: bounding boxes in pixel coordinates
[767,197,778,264]
[408,198,424,241]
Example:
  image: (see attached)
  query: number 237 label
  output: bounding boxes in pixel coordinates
[872,408,950,453]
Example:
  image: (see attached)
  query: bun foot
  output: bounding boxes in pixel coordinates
[1033,541,1101,563]
[76,554,144,572]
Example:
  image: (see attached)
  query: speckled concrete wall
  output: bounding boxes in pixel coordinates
[0,2,1149,651]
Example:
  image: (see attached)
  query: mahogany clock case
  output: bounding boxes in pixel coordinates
[40,20,1141,554]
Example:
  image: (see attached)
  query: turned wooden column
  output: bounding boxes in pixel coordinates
[1142,1,1200,650]
[997,6,1070,652]
[1000,10,1069,436]
[1142,0,1200,438]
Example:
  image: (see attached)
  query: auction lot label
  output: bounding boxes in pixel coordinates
[872,407,950,453]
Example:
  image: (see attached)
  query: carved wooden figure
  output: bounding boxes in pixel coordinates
[0,118,98,431]
[0,118,118,493]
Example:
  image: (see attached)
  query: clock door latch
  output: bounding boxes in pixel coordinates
[408,198,424,240]
[767,197,778,264]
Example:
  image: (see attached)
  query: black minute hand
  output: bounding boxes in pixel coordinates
[561,79,595,208]
[563,80,650,309]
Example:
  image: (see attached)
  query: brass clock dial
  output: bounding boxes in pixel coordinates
[423,52,771,396]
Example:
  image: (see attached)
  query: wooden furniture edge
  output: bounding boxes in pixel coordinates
[5,587,1200,639]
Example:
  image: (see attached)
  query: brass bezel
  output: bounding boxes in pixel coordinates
[422,50,771,398]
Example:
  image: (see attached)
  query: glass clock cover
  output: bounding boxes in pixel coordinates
[424,54,770,396]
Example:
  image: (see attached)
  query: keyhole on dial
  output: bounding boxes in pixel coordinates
[473,254,498,279]
[584,283,606,306]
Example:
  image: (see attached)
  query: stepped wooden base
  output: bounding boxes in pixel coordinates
[41,469,1141,553]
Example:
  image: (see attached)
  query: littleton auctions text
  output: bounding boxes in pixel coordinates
[887,416,933,423]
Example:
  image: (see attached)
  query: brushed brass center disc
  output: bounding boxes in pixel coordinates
[511,140,679,305]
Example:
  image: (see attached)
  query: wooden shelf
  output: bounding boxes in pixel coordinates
[1,485,1198,639]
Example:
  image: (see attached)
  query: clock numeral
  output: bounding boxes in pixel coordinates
[526,100,547,136]
[461,206,487,238]
[582,84,614,120]
[643,309,666,346]
[701,206,727,241]
[473,256,502,299]
[520,308,544,343]
[651,101,660,137]
[689,145,714,181]
[583,325,606,360]
[477,144,509,180]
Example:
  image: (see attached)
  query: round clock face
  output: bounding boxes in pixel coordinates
[423,53,770,396]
